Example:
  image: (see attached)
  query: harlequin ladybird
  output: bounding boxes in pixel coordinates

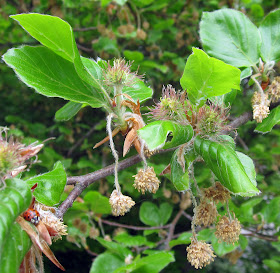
[23,208,40,225]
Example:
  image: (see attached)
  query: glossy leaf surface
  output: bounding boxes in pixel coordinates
[259,9,280,62]
[200,9,261,67]
[3,46,105,108]
[26,161,67,206]
[194,137,259,196]
[180,48,240,106]
[138,120,193,151]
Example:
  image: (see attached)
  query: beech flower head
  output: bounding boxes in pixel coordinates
[203,182,231,204]
[103,58,142,87]
[133,166,161,194]
[215,215,241,244]
[186,238,216,269]
[109,190,135,216]
[268,76,280,103]
[252,92,270,123]
[194,200,218,227]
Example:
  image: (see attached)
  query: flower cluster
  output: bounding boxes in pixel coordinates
[267,76,280,103]
[215,215,241,244]
[202,182,231,204]
[133,166,161,194]
[194,200,218,227]
[186,238,216,269]
[252,92,270,123]
[109,190,135,216]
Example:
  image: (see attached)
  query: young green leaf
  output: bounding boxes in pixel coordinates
[194,136,260,196]
[84,191,111,214]
[3,46,105,108]
[10,13,100,89]
[55,101,84,121]
[255,106,280,133]
[114,233,155,247]
[138,120,193,151]
[180,48,240,107]
[259,9,280,63]
[90,253,125,273]
[200,9,261,68]
[0,178,32,260]
[113,252,175,273]
[26,161,67,206]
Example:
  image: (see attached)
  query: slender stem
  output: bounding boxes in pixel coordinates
[188,189,198,238]
[107,113,121,193]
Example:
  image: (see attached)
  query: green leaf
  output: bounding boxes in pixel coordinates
[138,121,193,151]
[180,48,240,107]
[236,152,257,186]
[139,202,161,226]
[261,196,280,224]
[114,233,155,247]
[55,101,83,121]
[96,238,132,259]
[113,252,175,273]
[169,232,192,248]
[0,223,32,273]
[194,136,260,196]
[263,259,280,273]
[200,9,261,68]
[255,106,280,133]
[240,67,252,80]
[212,234,238,256]
[170,149,190,191]
[239,235,248,250]
[122,79,153,103]
[90,253,125,273]
[26,161,67,206]
[0,178,32,270]
[259,9,280,63]
[139,202,172,226]
[159,203,173,225]
[123,50,144,62]
[84,191,111,214]
[10,13,98,89]
[3,46,105,108]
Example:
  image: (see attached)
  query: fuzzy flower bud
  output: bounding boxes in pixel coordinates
[109,190,135,216]
[268,76,280,103]
[187,238,216,269]
[215,215,241,244]
[103,58,142,87]
[194,200,218,227]
[148,85,189,125]
[0,128,43,181]
[133,166,161,194]
[203,182,231,204]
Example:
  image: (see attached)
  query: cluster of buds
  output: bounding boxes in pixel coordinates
[196,104,230,136]
[0,128,43,186]
[267,76,280,103]
[133,166,161,194]
[186,237,216,269]
[103,58,141,87]
[149,85,190,125]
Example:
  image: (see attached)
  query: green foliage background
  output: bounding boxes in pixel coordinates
[1,0,280,272]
